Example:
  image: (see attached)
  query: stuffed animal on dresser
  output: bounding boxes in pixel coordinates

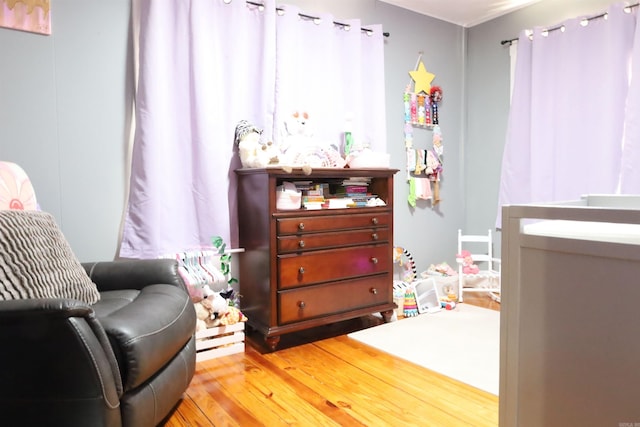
[279,111,345,174]
[234,120,291,171]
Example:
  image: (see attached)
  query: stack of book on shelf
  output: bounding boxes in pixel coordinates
[323,197,353,209]
[340,178,371,208]
[302,182,328,210]
[282,177,377,210]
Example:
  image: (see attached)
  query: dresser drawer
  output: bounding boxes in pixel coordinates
[277,228,389,253]
[278,274,390,324]
[278,245,390,289]
[277,212,390,235]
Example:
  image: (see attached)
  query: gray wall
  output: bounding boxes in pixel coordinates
[0,0,131,262]
[0,0,620,270]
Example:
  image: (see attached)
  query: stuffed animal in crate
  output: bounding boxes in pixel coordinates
[235,120,291,171]
[456,249,480,274]
[214,305,248,326]
[193,288,231,332]
[194,288,247,332]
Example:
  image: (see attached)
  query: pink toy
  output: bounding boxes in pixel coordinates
[456,249,480,274]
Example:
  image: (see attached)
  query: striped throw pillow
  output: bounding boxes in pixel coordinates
[0,210,100,304]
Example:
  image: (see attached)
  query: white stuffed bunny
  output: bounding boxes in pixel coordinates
[279,111,346,174]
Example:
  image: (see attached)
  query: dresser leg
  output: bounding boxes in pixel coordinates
[265,335,281,351]
[380,310,394,323]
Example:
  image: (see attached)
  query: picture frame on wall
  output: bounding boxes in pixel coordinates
[0,0,51,35]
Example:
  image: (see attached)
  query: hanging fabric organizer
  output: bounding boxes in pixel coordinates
[404,53,444,208]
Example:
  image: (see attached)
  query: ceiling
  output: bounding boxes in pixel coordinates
[379,0,542,27]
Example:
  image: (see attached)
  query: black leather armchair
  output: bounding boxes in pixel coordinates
[0,258,197,427]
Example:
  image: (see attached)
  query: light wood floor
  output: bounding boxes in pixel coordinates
[164,294,500,426]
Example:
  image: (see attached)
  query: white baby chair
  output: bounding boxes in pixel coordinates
[457,229,501,303]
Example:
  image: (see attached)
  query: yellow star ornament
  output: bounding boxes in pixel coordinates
[409,61,435,95]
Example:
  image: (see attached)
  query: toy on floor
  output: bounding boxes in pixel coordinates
[421,262,458,302]
[393,246,418,283]
[440,300,456,310]
[392,281,407,317]
[439,285,458,303]
[402,287,419,317]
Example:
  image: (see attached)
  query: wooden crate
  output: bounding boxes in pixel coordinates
[195,322,245,362]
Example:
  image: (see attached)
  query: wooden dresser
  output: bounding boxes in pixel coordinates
[236,167,398,350]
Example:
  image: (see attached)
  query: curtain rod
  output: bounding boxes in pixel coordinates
[245,1,390,37]
[500,2,639,46]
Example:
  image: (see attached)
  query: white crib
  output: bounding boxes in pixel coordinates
[500,195,640,426]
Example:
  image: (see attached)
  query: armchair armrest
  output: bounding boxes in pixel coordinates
[0,298,122,424]
[0,297,92,318]
[83,258,187,293]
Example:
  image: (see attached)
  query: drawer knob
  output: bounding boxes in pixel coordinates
[371,217,378,225]
[298,301,306,309]
[371,233,379,240]
[298,222,305,230]
[299,267,305,274]
[370,288,378,295]
[298,240,305,248]
[371,257,378,264]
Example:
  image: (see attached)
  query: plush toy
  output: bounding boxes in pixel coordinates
[456,249,480,274]
[194,299,212,332]
[423,262,457,277]
[214,305,248,326]
[280,111,346,173]
[393,246,417,283]
[281,111,313,153]
[193,288,235,332]
[235,120,291,171]
[279,111,314,174]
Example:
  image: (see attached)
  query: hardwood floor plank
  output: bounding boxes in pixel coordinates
[165,296,500,426]
[316,336,499,426]
[162,395,203,427]
[238,351,342,426]
[245,348,356,426]
[182,355,254,426]
[266,341,463,426]
[199,352,311,426]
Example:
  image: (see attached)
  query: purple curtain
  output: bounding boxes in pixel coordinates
[497,3,639,227]
[273,6,387,152]
[119,0,386,258]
